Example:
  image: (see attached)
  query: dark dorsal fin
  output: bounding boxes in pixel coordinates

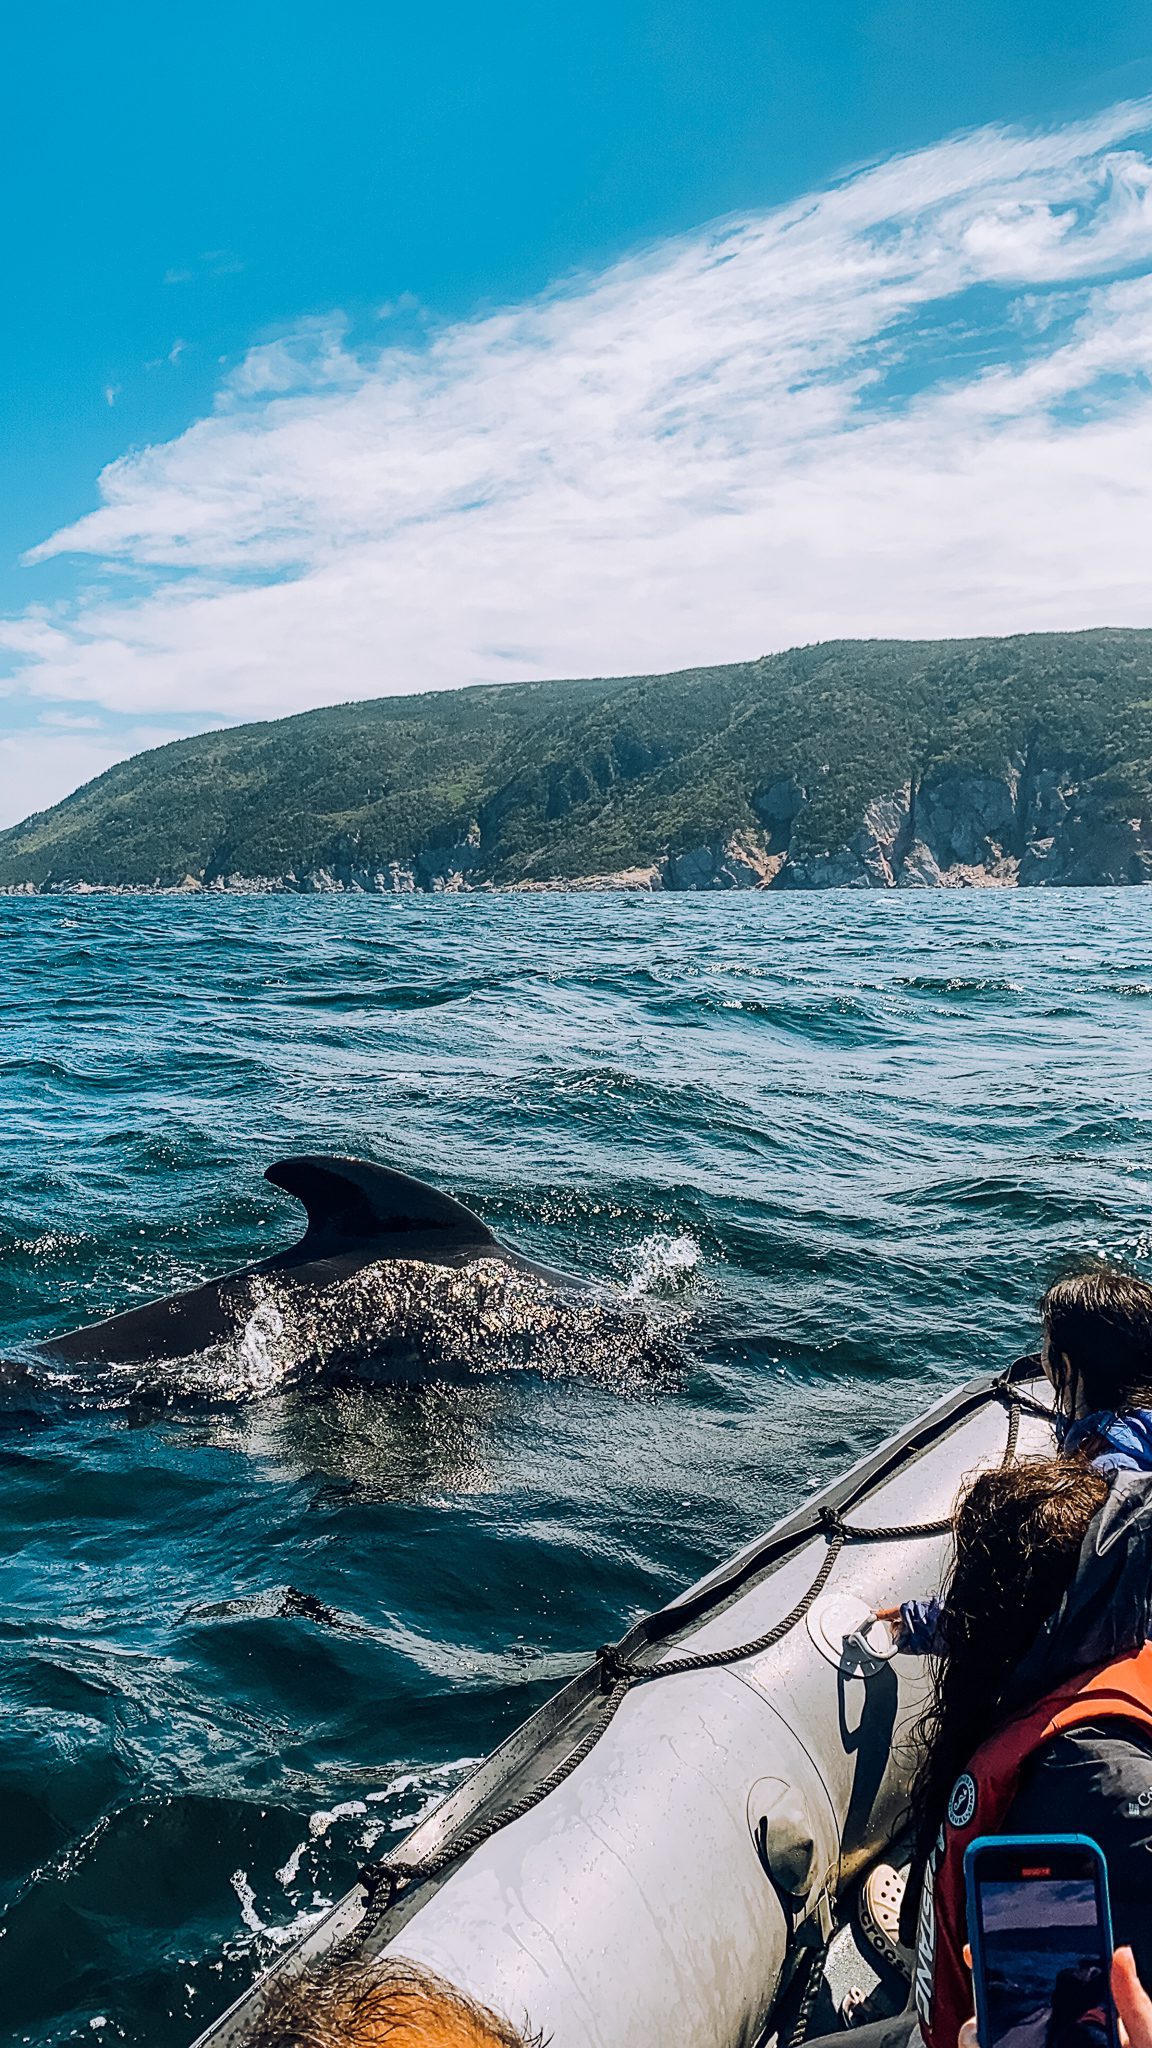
[265,1156,496,1249]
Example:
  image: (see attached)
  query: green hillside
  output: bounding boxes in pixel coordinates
[4,630,1152,890]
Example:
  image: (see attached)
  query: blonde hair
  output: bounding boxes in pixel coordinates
[244,1955,542,2048]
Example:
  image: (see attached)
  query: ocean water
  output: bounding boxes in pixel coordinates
[2,891,1150,2045]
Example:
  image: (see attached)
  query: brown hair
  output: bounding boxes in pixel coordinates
[1042,1268,1152,1419]
[243,1955,542,2048]
[909,1457,1109,1874]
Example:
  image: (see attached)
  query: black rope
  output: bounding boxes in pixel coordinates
[354,1379,1038,1932]
[351,1675,634,1935]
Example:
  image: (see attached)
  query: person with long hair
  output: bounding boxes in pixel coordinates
[1042,1269,1152,1467]
[911,1459,1152,2048]
[893,1269,1152,1658]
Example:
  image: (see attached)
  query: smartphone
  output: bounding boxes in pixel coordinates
[964,1836,1119,2048]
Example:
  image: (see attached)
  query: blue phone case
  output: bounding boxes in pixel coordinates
[964,1835,1117,2048]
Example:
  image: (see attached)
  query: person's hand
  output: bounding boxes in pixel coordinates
[1113,1948,1152,2048]
[874,1604,902,1640]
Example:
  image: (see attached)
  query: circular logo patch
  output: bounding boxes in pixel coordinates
[947,1773,977,1829]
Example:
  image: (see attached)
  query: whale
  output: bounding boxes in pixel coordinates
[36,1155,593,1376]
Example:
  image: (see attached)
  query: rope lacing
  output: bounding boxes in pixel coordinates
[352,1374,1042,1933]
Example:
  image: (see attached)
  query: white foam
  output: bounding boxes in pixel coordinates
[367,1754,483,1804]
[308,1798,368,1838]
[624,1232,700,1299]
[230,1868,264,1934]
[275,1841,306,1888]
[234,1288,290,1396]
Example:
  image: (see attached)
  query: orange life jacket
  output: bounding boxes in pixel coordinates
[915,1642,1152,2048]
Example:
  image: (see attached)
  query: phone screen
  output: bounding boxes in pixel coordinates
[967,1840,1117,2048]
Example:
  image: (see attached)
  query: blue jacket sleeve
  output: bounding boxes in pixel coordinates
[897,1595,946,1655]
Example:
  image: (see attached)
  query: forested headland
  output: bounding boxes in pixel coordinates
[4,629,1151,892]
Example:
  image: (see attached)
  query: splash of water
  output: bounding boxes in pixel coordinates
[14,1256,687,1410]
[624,1232,701,1299]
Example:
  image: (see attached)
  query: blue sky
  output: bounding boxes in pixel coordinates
[4,0,1152,823]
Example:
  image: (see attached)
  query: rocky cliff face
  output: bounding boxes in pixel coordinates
[514,762,1151,893]
[194,823,487,895]
[750,761,1152,892]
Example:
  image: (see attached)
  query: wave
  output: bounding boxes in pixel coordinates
[642,989,897,1042]
[894,973,1024,995]
[907,1174,1106,1226]
[292,979,499,1009]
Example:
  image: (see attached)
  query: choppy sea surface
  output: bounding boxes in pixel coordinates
[2,891,1150,2044]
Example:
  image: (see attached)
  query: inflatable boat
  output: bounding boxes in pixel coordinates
[194,1359,1055,2048]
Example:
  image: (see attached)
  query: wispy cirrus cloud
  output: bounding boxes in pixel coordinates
[4,97,1152,823]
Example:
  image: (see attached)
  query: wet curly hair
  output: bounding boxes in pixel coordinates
[909,1456,1109,1875]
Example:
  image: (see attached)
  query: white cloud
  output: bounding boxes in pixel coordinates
[0,724,206,829]
[163,251,245,285]
[5,96,1152,801]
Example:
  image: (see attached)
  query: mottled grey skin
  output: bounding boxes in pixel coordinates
[38,1156,584,1368]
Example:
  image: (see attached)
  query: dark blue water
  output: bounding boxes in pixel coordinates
[2,892,1150,2045]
